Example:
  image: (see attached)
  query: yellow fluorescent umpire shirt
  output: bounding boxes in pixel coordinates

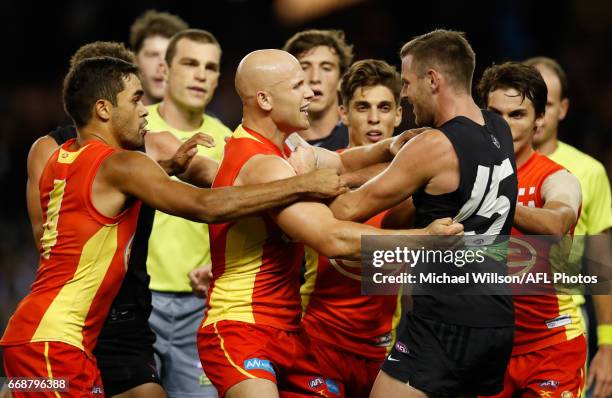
[548,141,612,306]
[146,103,232,292]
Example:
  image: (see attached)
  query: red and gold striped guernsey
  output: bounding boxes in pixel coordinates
[0,139,141,355]
[204,125,304,331]
[509,152,584,355]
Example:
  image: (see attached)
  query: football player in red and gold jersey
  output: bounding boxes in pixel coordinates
[479,62,585,398]
[300,59,404,398]
[198,49,462,398]
[1,56,348,398]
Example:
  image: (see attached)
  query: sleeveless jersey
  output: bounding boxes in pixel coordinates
[204,125,304,331]
[49,126,156,351]
[301,211,401,361]
[510,152,584,355]
[0,139,141,354]
[412,110,518,327]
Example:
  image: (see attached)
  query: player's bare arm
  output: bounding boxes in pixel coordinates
[94,150,346,224]
[145,131,219,186]
[237,154,461,261]
[513,170,581,238]
[330,129,458,222]
[26,135,60,249]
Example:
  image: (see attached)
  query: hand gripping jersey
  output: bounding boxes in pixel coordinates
[301,211,401,361]
[0,139,141,355]
[509,152,584,355]
[204,125,304,331]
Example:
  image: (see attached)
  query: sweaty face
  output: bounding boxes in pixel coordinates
[269,63,314,133]
[401,55,434,126]
[342,85,401,147]
[297,45,342,116]
[112,74,149,149]
[135,36,170,103]
[533,65,567,147]
[166,39,221,112]
[486,88,540,155]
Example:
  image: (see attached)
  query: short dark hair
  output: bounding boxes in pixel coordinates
[129,9,188,53]
[523,56,569,100]
[282,29,354,75]
[477,62,548,117]
[165,29,220,66]
[70,41,135,68]
[340,59,401,106]
[400,29,475,92]
[63,57,139,128]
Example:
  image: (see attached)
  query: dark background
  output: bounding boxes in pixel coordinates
[0,0,610,349]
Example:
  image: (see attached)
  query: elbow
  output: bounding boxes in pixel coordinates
[331,200,357,222]
[198,192,229,224]
[546,219,571,241]
[317,228,359,260]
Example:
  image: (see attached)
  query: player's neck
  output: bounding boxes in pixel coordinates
[159,98,204,132]
[241,115,286,151]
[516,145,535,168]
[77,124,117,148]
[534,135,558,156]
[434,91,483,127]
[298,105,339,141]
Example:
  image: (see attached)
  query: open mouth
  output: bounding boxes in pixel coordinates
[311,89,323,99]
[366,131,384,142]
[300,104,310,115]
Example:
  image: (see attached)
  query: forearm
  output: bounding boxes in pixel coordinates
[513,204,574,237]
[329,190,376,222]
[342,162,389,188]
[200,176,313,223]
[178,156,218,188]
[340,138,393,172]
[322,220,426,261]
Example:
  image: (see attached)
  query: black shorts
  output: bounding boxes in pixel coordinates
[382,314,514,397]
[94,304,160,397]
[95,343,161,397]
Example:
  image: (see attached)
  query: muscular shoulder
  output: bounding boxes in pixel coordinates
[398,129,454,163]
[28,135,60,173]
[237,154,296,185]
[98,150,152,183]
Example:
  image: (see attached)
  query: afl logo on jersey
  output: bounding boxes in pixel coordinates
[490,134,500,149]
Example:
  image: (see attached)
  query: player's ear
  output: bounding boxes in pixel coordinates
[394,105,403,127]
[94,99,112,122]
[339,104,349,126]
[558,97,569,121]
[256,91,272,111]
[427,69,440,93]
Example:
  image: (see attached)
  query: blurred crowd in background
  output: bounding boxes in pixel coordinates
[1,0,611,331]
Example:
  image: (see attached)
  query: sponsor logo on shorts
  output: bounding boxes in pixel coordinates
[376,332,393,347]
[395,341,409,354]
[92,385,104,395]
[326,379,340,396]
[561,391,573,398]
[545,314,571,329]
[244,358,276,375]
[309,377,325,389]
[538,380,559,389]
